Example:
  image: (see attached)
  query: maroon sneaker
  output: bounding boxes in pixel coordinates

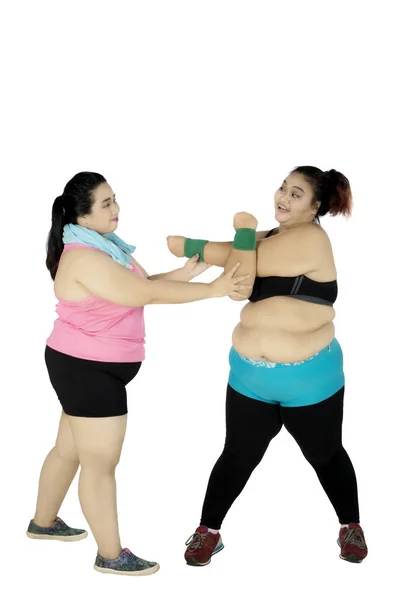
[184,526,224,566]
[338,524,368,563]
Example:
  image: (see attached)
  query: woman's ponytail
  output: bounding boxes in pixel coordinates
[46,195,66,280]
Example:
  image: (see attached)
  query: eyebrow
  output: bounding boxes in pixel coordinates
[283,180,305,193]
[101,194,116,203]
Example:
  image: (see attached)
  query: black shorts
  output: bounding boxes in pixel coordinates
[45,346,142,418]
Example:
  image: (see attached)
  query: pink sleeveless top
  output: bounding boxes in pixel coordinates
[46,244,146,363]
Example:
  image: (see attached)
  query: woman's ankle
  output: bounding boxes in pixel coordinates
[97,545,124,560]
[33,514,57,528]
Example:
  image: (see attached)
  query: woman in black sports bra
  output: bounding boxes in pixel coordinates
[168,165,368,567]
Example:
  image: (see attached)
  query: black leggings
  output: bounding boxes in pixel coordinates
[200,385,359,529]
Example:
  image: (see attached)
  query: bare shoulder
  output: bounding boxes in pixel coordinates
[257,222,328,245]
[290,222,328,240]
[55,248,113,300]
[287,224,334,262]
[274,223,331,248]
[255,222,335,278]
[58,247,122,287]
[291,224,335,277]
[60,247,113,270]
[56,246,150,306]
[301,223,334,253]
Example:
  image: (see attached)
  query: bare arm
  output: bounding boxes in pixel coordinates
[168,224,329,277]
[130,255,198,282]
[148,269,187,281]
[222,213,258,301]
[72,249,250,307]
[256,223,330,276]
[167,230,270,268]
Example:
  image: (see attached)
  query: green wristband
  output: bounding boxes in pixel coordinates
[232,228,256,251]
[184,238,209,262]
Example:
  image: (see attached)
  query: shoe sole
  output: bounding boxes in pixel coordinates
[93,563,160,576]
[337,538,364,563]
[185,543,224,567]
[26,531,88,542]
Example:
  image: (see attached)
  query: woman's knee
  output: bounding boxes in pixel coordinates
[53,411,79,462]
[302,444,343,467]
[222,441,267,470]
[79,449,121,474]
[54,441,79,463]
[66,414,127,474]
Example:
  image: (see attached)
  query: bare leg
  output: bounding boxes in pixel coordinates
[67,414,127,559]
[33,411,79,527]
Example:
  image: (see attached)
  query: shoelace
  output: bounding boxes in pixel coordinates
[55,518,65,530]
[185,532,207,552]
[342,528,366,549]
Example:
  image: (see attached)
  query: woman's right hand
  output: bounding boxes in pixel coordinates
[209,263,252,300]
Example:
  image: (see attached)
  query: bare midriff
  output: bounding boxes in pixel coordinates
[232,296,336,363]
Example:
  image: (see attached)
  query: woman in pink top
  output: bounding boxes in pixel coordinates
[27,171,253,576]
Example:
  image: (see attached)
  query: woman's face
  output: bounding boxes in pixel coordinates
[77,183,120,234]
[274,172,320,226]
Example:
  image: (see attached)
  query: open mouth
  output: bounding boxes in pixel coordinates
[277,204,289,213]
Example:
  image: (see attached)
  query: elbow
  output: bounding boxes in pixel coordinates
[229,293,251,302]
[130,280,157,307]
[166,235,185,258]
[140,280,158,305]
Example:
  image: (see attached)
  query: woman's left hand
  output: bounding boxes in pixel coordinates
[233,212,258,231]
[180,254,212,281]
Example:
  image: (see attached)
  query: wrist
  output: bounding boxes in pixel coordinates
[207,281,219,298]
[174,267,190,282]
[232,228,256,251]
[184,238,208,262]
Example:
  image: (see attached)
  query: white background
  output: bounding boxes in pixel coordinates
[1,1,399,599]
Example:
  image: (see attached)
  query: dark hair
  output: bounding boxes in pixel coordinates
[290,166,352,222]
[46,171,107,279]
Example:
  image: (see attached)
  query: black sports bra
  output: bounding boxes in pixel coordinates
[248,229,338,306]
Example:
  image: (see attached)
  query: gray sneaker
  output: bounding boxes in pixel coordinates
[26,517,88,542]
[94,548,160,576]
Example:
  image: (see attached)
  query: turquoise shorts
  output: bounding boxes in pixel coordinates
[228,338,345,408]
